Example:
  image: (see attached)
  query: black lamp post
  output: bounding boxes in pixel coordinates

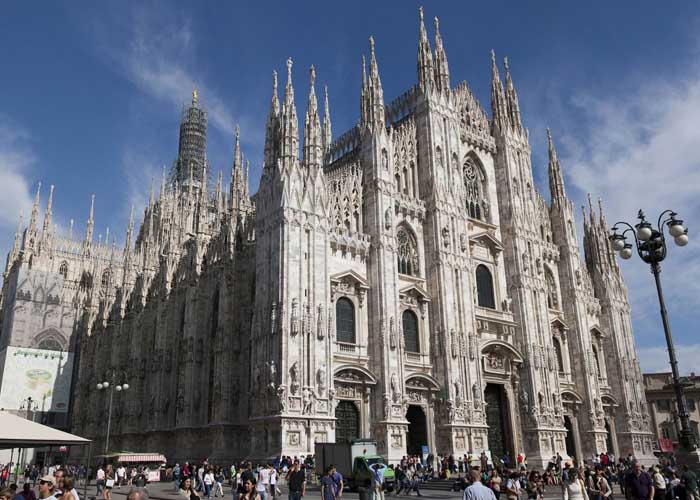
[609,209,696,451]
[96,373,130,455]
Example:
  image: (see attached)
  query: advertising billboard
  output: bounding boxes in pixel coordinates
[0,346,74,412]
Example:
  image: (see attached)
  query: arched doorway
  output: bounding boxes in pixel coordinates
[564,415,577,458]
[406,405,427,455]
[335,401,360,443]
[605,420,614,454]
[484,384,511,459]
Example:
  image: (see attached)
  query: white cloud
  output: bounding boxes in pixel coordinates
[636,344,700,375]
[122,149,162,223]
[0,115,36,228]
[90,5,246,137]
[558,67,700,338]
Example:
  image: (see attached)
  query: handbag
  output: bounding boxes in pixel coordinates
[106,479,115,488]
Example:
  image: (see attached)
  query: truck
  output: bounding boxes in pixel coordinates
[314,439,396,492]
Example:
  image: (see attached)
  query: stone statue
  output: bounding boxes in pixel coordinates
[302,387,315,414]
[290,298,299,336]
[472,383,481,409]
[317,304,325,339]
[389,317,397,349]
[268,360,277,388]
[391,373,400,403]
[289,362,300,395]
[277,385,287,413]
[316,363,327,396]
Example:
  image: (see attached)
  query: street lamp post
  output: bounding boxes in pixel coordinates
[609,209,696,451]
[96,375,129,455]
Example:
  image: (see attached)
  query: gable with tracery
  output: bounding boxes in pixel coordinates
[392,117,418,197]
[326,162,363,234]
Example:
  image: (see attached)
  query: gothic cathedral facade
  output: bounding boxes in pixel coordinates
[0,9,654,467]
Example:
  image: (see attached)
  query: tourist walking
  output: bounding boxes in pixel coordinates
[286,463,306,500]
[95,466,105,499]
[625,461,654,500]
[464,471,497,500]
[173,464,182,493]
[681,465,698,500]
[321,468,337,500]
[237,479,260,500]
[38,476,55,500]
[562,469,589,500]
[203,469,215,499]
[180,478,201,500]
[104,465,115,500]
[370,462,387,500]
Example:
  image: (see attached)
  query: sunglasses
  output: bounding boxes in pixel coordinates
[40,481,53,485]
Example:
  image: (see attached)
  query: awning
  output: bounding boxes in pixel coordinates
[0,411,91,449]
[113,454,167,463]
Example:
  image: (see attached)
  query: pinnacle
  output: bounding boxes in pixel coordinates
[286,57,293,87]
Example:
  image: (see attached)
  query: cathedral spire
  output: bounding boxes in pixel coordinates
[231,125,246,207]
[148,177,155,207]
[124,204,134,253]
[490,50,507,132]
[264,70,280,169]
[547,129,567,204]
[85,194,95,246]
[10,212,23,262]
[160,165,167,200]
[245,160,250,198]
[417,6,434,91]
[279,57,299,163]
[28,182,41,241]
[303,65,323,170]
[503,56,523,131]
[360,55,368,125]
[215,170,223,214]
[42,184,54,237]
[323,85,332,154]
[362,36,385,130]
[433,16,450,92]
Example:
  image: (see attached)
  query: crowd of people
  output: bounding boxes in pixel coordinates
[453,452,700,500]
[1,451,699,500]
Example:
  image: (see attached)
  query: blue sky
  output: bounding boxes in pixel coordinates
[1,1,699,373]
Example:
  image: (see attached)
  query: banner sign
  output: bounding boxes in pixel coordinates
[0,346,74,413]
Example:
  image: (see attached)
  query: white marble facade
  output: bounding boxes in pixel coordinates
[0,8,655,467]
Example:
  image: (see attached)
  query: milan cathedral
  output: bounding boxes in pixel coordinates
[0,8,655,467]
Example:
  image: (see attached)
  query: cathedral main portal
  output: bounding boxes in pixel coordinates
[485,384,510,459]
[335,401,360,443]
[406,405,428,456]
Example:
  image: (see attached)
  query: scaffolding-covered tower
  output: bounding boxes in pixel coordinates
[174,90,208,189]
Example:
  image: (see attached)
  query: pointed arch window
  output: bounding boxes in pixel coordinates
[592,345,602,377]
[397,226,419,277]
[59,261,68,279]
[336,298,356,344]
[553,337,565,373]
[402,309,419,353]
[101,270,111,287]
[463,156,487,221]
[37,337,63,351]
[475,265,496,309]
[546,269,559,310]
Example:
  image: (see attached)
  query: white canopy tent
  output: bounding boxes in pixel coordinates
[0,411,90,449]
